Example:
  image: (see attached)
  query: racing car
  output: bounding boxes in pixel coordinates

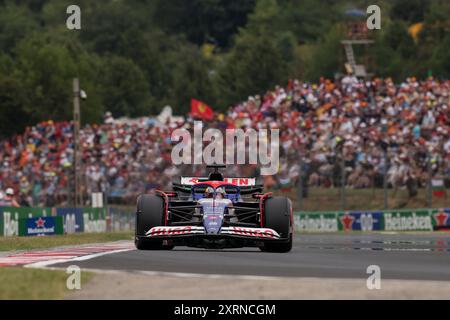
[135,165,293,252]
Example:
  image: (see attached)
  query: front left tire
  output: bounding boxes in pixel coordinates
[135,194,174,250]
[260,196,293,253]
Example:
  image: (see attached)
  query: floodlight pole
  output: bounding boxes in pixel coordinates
[383,150,389,210]
[297,153,303,212]
[73,78,83,207]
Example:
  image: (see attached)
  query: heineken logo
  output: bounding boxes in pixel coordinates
[27,226,55,234]
[385,212,432,231]
[297,214,338,232]
[340,214,355,232]
[35,217,45,228]
[433,210,449,227]
[27,217,55,235]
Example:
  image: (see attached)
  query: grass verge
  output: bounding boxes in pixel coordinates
[0,232,133,252]
[0,267,93,299]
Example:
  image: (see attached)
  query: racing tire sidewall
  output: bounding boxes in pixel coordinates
[135,194,166,250]
[261,196,292,253]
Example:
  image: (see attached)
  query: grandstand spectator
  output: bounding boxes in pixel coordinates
[0,188,20,207]
[0,76,448,206]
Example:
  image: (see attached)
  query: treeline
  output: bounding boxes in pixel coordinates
[0,0,449,136]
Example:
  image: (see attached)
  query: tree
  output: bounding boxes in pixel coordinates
[168,45,217,114]
[428,35,450,78]
[13,31,105,124]
[277,0,341,44]
[383,21,416,58]
[154,0,256,48]
[305,25,344,81]
[215,0,296,107]
[0,4,38,55]
[0,53,30,137]
[100,55,152,118]
[390,0,429,23]
[373,21,417,80]
[78,0,151,54]
[216,32,288,108]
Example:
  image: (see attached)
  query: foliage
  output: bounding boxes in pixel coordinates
[0,0,449,136]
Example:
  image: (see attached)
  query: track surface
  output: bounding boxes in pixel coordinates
[53,234,450,281]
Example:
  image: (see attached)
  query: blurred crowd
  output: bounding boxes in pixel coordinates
[0,76,449,207]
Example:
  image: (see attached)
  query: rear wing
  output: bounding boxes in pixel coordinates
[180,177,256,186]
[174,177,262,195]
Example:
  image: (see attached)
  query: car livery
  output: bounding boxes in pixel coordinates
[135,165,293,252]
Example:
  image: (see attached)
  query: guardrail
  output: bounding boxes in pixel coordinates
[294,208,450,232]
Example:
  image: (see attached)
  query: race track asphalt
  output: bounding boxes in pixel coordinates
[54,233,450,281]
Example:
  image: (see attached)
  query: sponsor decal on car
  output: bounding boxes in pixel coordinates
[146,226,280,239]
[226,227,278,238]
[147,226,201,236]
[181,177,256,186]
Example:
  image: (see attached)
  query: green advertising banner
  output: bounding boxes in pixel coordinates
[2,207,52,237]
[0,208,3,237]
[381,210,433,231]
[294,212,339,232]
[82,207,107,233]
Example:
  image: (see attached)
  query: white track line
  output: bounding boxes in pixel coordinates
[21,246,291,281]
[24,248,135,269]
[30,266,296,281]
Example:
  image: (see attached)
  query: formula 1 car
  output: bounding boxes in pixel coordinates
[135,165,293,252]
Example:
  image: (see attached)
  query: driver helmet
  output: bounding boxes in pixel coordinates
[215,187,226,199]
[204,187,214,199]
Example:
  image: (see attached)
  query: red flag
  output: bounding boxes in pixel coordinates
[191,99,214,121]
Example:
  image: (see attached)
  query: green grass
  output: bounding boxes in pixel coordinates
[0,232,133,252]
[0,267,93,300]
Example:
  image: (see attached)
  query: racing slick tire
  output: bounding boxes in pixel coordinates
[260,196,293,253]
[135,194,174,250]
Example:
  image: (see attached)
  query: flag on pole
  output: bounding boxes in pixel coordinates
[432,178,446,198]
[191,99,214,121]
